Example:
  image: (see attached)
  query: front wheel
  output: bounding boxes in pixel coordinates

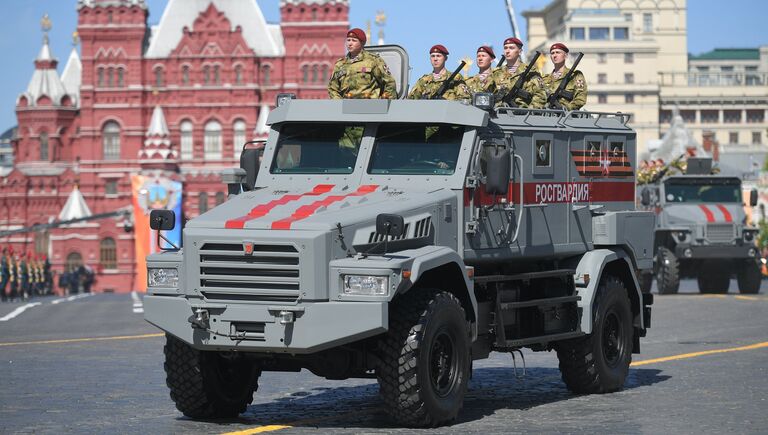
[737,259,762,294]
[555,276,633,393]
[655,247,680,294]
[164,334,260,418]
[377,290,471,427]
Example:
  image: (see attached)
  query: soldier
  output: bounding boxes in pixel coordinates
[8,251,17,301]
[0,248,8,302]
[19,252,29,300]
[542,42,587,110]
[465,46,507,102]
[496,37,546,108]
[328,28,397,100]
[408,44,470,100]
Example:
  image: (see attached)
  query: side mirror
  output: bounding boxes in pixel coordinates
[376,214,405,238]
[240,141,265,191]
[640,188,651,206]
[485,146,510,196]
[150,210,176,231]
[750,188,758,207]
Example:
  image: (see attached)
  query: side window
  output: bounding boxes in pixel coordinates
[587,140,602,155]
[532,133,554,176]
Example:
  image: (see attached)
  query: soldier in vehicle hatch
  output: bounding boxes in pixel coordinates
[465,45,507,104]
[328,28,397,100]
[497,37,546,108]
[542,42,588,110]
[408,44,470,100]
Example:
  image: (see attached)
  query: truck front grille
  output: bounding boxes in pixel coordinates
[198,242,300,303]
[706,224,735,244]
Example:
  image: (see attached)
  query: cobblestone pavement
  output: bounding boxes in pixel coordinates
[0,280,765,434]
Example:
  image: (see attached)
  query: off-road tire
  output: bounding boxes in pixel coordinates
[737,259,762,294]
[555,276,633,394]
[377,289,471,427]
[698,263,730,294]
[164,334,260,418]
[655,247,679,294]
[639,271,653,294]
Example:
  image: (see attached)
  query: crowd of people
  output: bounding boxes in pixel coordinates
[0,247,94,302]
[327,28,587,110]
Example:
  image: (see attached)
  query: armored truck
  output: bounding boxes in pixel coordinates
[144,47,654,427]
[638,157,761,294]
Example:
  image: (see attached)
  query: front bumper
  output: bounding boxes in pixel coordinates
[144,295,387,353]
[674,244,757,260]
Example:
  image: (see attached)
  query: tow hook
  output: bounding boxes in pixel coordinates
[188,308,210,329]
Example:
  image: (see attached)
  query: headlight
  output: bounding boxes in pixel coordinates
[744,231,755,242]
[677,231,688,242]
[342,275,388,296]
[472,92,494,110]
[148,268,179,288]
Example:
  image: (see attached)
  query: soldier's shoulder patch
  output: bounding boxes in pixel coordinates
[575,78,585,89]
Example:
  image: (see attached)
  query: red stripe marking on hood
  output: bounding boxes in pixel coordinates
[224,184,334,229]
[715,204,733,223]
[699,205,715,223]
[271,185,379,230]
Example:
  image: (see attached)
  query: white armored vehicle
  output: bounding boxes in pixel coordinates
[638,157,761,294]
[144,46,654,427]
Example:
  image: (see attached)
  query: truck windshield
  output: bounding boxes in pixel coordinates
[664,179,741,203]
[271,123,364,174]
[368,123,464,175]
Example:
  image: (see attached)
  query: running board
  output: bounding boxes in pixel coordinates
[473,269,575,284]
[496,331,585,350]
[498,295,580,310]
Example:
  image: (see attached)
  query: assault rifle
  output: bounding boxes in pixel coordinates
[501,51,541,107]
[432,61,466,99]
[546,52,584,110]
[496,57,506,68]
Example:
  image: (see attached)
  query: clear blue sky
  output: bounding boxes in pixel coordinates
[1,0,766,130]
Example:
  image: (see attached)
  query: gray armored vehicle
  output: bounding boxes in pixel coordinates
[144,47,654,427]
[638,157,761,295]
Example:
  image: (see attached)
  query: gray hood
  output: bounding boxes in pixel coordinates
[189,184,453,231]
[663,203,744,226]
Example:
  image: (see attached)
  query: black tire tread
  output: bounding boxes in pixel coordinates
[555,276,632,394]
[164,334,258,418]
[737,259,762,294]
[656,247,679,294]
[377,290,468,427]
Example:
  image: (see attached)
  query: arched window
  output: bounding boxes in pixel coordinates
[117,68,124,87]
[215,192,225,206]
[107,67,114,87]
[180,120,193,160]
[302,65,309,83]
[203,120,222,160]
[214,65,221,85]
[100,237,117,270]
[40,131,49,161]
[181,65,190,85]
[154,67,164,87]
[311,64,319,83]
[199,192,209,214]
[262,65,271,85]
[321,64,329,83]
[203,65,210,85]
[34,230,49,255]
[97,67,104,87]
[233,120,246,158]
[102,121,121,160]
[234,65,243,85]
[66,252,82,273]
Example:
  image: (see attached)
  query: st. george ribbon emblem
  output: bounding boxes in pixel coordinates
[243,242,254,255]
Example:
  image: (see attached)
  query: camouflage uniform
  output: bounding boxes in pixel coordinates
[328,50,397,100]
[465,68,508,104]
[542,67,588,110]
[407,69,470,100]
[497,62,547,108]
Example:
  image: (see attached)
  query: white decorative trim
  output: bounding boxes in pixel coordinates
[281,21,349,27]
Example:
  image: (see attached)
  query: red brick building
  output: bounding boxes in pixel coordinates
[1,0,348,292]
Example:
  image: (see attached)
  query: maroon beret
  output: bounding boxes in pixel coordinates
[346,28,366,45]
[430,44,449,56]
[503,37,523,47]
[477,45,496,58]
[550,42,569,53]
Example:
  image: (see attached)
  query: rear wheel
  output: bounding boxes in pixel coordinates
[377,289,471,427]
[698,263,730,294]
[656,247,679,294]
[737,259,762,294]
[164,334,260,418]
[556,276,633,393]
